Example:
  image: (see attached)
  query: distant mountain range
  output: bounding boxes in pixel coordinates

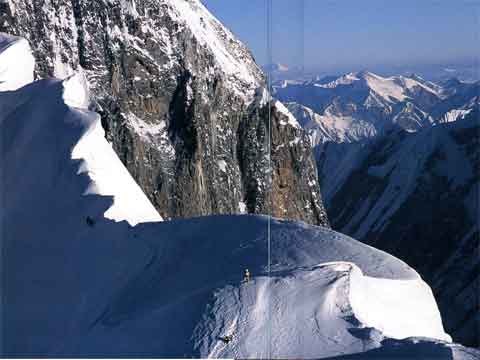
[276,71,478,144]
[275,70,479,347]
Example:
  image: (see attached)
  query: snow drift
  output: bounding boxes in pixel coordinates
[0,33,34,91]
[2,32,477,359]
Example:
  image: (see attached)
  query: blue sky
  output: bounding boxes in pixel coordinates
[202,0,479,73]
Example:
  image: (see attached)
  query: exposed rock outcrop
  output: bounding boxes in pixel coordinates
[1,0,329,225]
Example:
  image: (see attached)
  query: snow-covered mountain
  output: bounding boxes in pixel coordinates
[276,71,444,146]
[1,0,328,226]
[433,80,480,123]
[319,115,479,348]
[278,71,479,146]
[3,33,480,359]
[286,101,378,146]
[276,69,479,347]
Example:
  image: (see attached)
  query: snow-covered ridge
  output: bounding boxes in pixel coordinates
[347,262,451,342]
[275,100,300,128]
[0,32,162,226]
[286,102,377,145]
[313,72,360,88]
[307,71,441,104]
[0,32,34,91]
[438,108,473,124]
[70,106,163,225]
[4,32,471,359]
[62,72,90,109]
[61,70,162,225]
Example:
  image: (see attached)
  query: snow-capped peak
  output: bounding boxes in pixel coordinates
[313,72,360,88]
[361,72,410,102]
[168,0,263,101]
[311,71,441,103]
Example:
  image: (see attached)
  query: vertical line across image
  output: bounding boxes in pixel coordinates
[266,0,273,358]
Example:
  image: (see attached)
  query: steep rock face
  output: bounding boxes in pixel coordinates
[239,99,329,225]
[2,0,329,225]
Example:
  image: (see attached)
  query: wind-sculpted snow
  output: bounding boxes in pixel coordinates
[1,73,162,226]
[282,67,479,347]
[1,36,474,359]
[348,264,450,342]
[2,75,459,357]
[0,32,34,90]
[323,115,480,347]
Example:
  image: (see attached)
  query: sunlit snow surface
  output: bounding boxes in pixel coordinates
[0,34,34,91]
[1,32,478,359]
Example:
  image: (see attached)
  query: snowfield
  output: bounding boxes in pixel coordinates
[1,32,479,359]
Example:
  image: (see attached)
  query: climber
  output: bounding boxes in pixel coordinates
[86,216,95,227]
[219,334,233,344]
[244,268,251,283]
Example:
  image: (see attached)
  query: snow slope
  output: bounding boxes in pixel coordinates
[1,78,463,358]
[0,33,161,226]
[287,102,377,146]
[329,119,476,241]
[0,32,34,91]
[323,114,480,348]
[3,33,478,359]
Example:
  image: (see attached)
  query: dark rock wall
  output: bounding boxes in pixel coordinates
[2,0,329,226]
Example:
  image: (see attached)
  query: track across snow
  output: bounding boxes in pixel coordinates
[2,32,477,359]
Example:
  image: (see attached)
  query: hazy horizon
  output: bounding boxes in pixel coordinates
[202,0,479,77]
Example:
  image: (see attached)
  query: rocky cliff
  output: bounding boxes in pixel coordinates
[1,0,329,225]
